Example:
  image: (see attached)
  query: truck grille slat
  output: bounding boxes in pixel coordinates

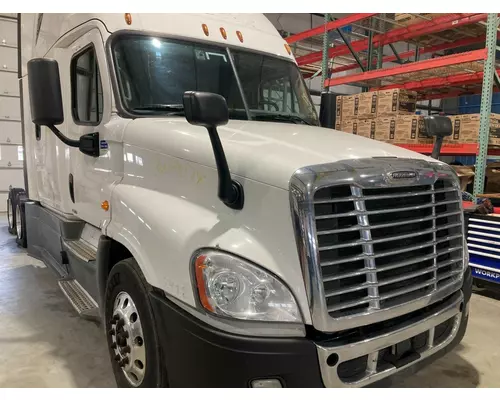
[315,199,458,220]
[317,211,462,236]
[318,222,462,251]
[314,187,457,204]
[312,178,464,320]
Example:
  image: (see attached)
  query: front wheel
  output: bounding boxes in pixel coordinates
[104,258,166,388]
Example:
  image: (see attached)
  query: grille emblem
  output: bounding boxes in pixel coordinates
[389,171,417,180]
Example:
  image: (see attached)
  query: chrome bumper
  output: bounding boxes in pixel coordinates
[316,291,464,387]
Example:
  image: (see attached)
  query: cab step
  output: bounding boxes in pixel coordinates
[63,238,97,262]
[58,278,100,322]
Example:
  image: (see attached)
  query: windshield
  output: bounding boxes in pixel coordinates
[111,35,319,126]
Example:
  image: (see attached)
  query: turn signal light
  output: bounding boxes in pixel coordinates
[202,24,209,36]
[220,27,227,40]
[194,255,214,312]
[101,200,109,211]
[284,43,292,55]
[124,13,132,25]
[236,30,244,43]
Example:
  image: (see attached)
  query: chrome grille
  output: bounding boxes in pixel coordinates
[290,158,465,332]
[315,180,463,319]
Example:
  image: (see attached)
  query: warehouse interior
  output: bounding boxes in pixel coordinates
[1,12,500,388]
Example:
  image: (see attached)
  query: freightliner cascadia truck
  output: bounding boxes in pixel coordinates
[7,13,471,387]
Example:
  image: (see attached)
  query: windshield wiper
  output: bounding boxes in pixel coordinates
[132,104,184,115]
[252,113,314,126]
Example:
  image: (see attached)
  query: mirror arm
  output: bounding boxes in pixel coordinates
[207,126,244,210]
[48,125,80,148]
[48,125,100,158]
[431,136,445,160]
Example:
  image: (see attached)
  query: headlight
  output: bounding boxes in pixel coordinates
[192,250,301,323]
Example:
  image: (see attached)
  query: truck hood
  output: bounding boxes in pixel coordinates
[123,118,433,190]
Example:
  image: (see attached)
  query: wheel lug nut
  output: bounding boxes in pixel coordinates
[114,355,120,361]
[122,345,131,353]
[116,319,125,328]
[113,315,120,321]
[108,329,115,336]
[118,357,129,367]
[122,331,129,338]
[111,343,117,349]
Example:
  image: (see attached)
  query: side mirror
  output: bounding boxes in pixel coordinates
[183,91,243,210]
[423,116,452,160]
[183,91,229,128]
[319,92,336,129]
[27,58,64,126]
[27,58,100,158]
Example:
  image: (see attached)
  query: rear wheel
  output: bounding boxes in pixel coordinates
[104,258,166,388]
[7,198,14,234]
[7,188,25,235]
[15,195,27,248]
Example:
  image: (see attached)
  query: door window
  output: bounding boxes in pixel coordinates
[71,45,103,125]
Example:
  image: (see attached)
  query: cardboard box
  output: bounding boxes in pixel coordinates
[393,115,433,144]
[486,162,500,193]
[444,115,462,143]
[341,119,357,134]
[490,115,500,146]
[375,116,397,142]
[377,89,417,116]
[337,95,359,119]
[357,92,378,119]
[451,165,475,191]
[335,96,343,121]
[356,119,376,139]
[446,114,500,144]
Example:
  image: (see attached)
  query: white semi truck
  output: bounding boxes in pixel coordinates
[7,13,471,388]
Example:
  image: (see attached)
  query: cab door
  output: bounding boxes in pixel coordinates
[65,27,123,229]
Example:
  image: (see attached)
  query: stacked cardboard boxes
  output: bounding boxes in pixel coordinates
[443,114,500,145]
[334,89,420,143]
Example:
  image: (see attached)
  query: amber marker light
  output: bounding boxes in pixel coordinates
[202,24,209,36]
[101,200,109,211]
[220,27,227,40]
[284,43,292,55]
[236,30,244,43]
[124,13,132,25]
[194,255,214,312]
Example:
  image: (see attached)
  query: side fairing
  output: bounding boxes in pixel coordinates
[106,144,311,324]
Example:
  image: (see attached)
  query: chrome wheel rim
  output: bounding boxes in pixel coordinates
[7,200,12,228]
[109,291,146,387]
[15,205,21,240]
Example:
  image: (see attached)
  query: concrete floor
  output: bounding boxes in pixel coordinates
[0,215,499,388]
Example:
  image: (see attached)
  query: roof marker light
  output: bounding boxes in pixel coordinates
[236,31,244,43]
[124,13,132,25]
[202,24,209,36]
[220,27,227,40]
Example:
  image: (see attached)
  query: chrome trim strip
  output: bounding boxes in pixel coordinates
[289,157,465,332]
[316,291,464,387]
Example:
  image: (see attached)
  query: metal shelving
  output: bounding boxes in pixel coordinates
[287,13,500,196]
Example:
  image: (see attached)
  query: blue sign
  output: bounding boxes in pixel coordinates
[472,266,500,284]
[100,140,108,150]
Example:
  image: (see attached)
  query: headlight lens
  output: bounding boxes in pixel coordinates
[193,250,301,323]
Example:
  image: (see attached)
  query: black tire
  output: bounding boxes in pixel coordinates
[7,187,25,235]
[7,198,15,234]
[15,194,28,248]
[104,258,166,388]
